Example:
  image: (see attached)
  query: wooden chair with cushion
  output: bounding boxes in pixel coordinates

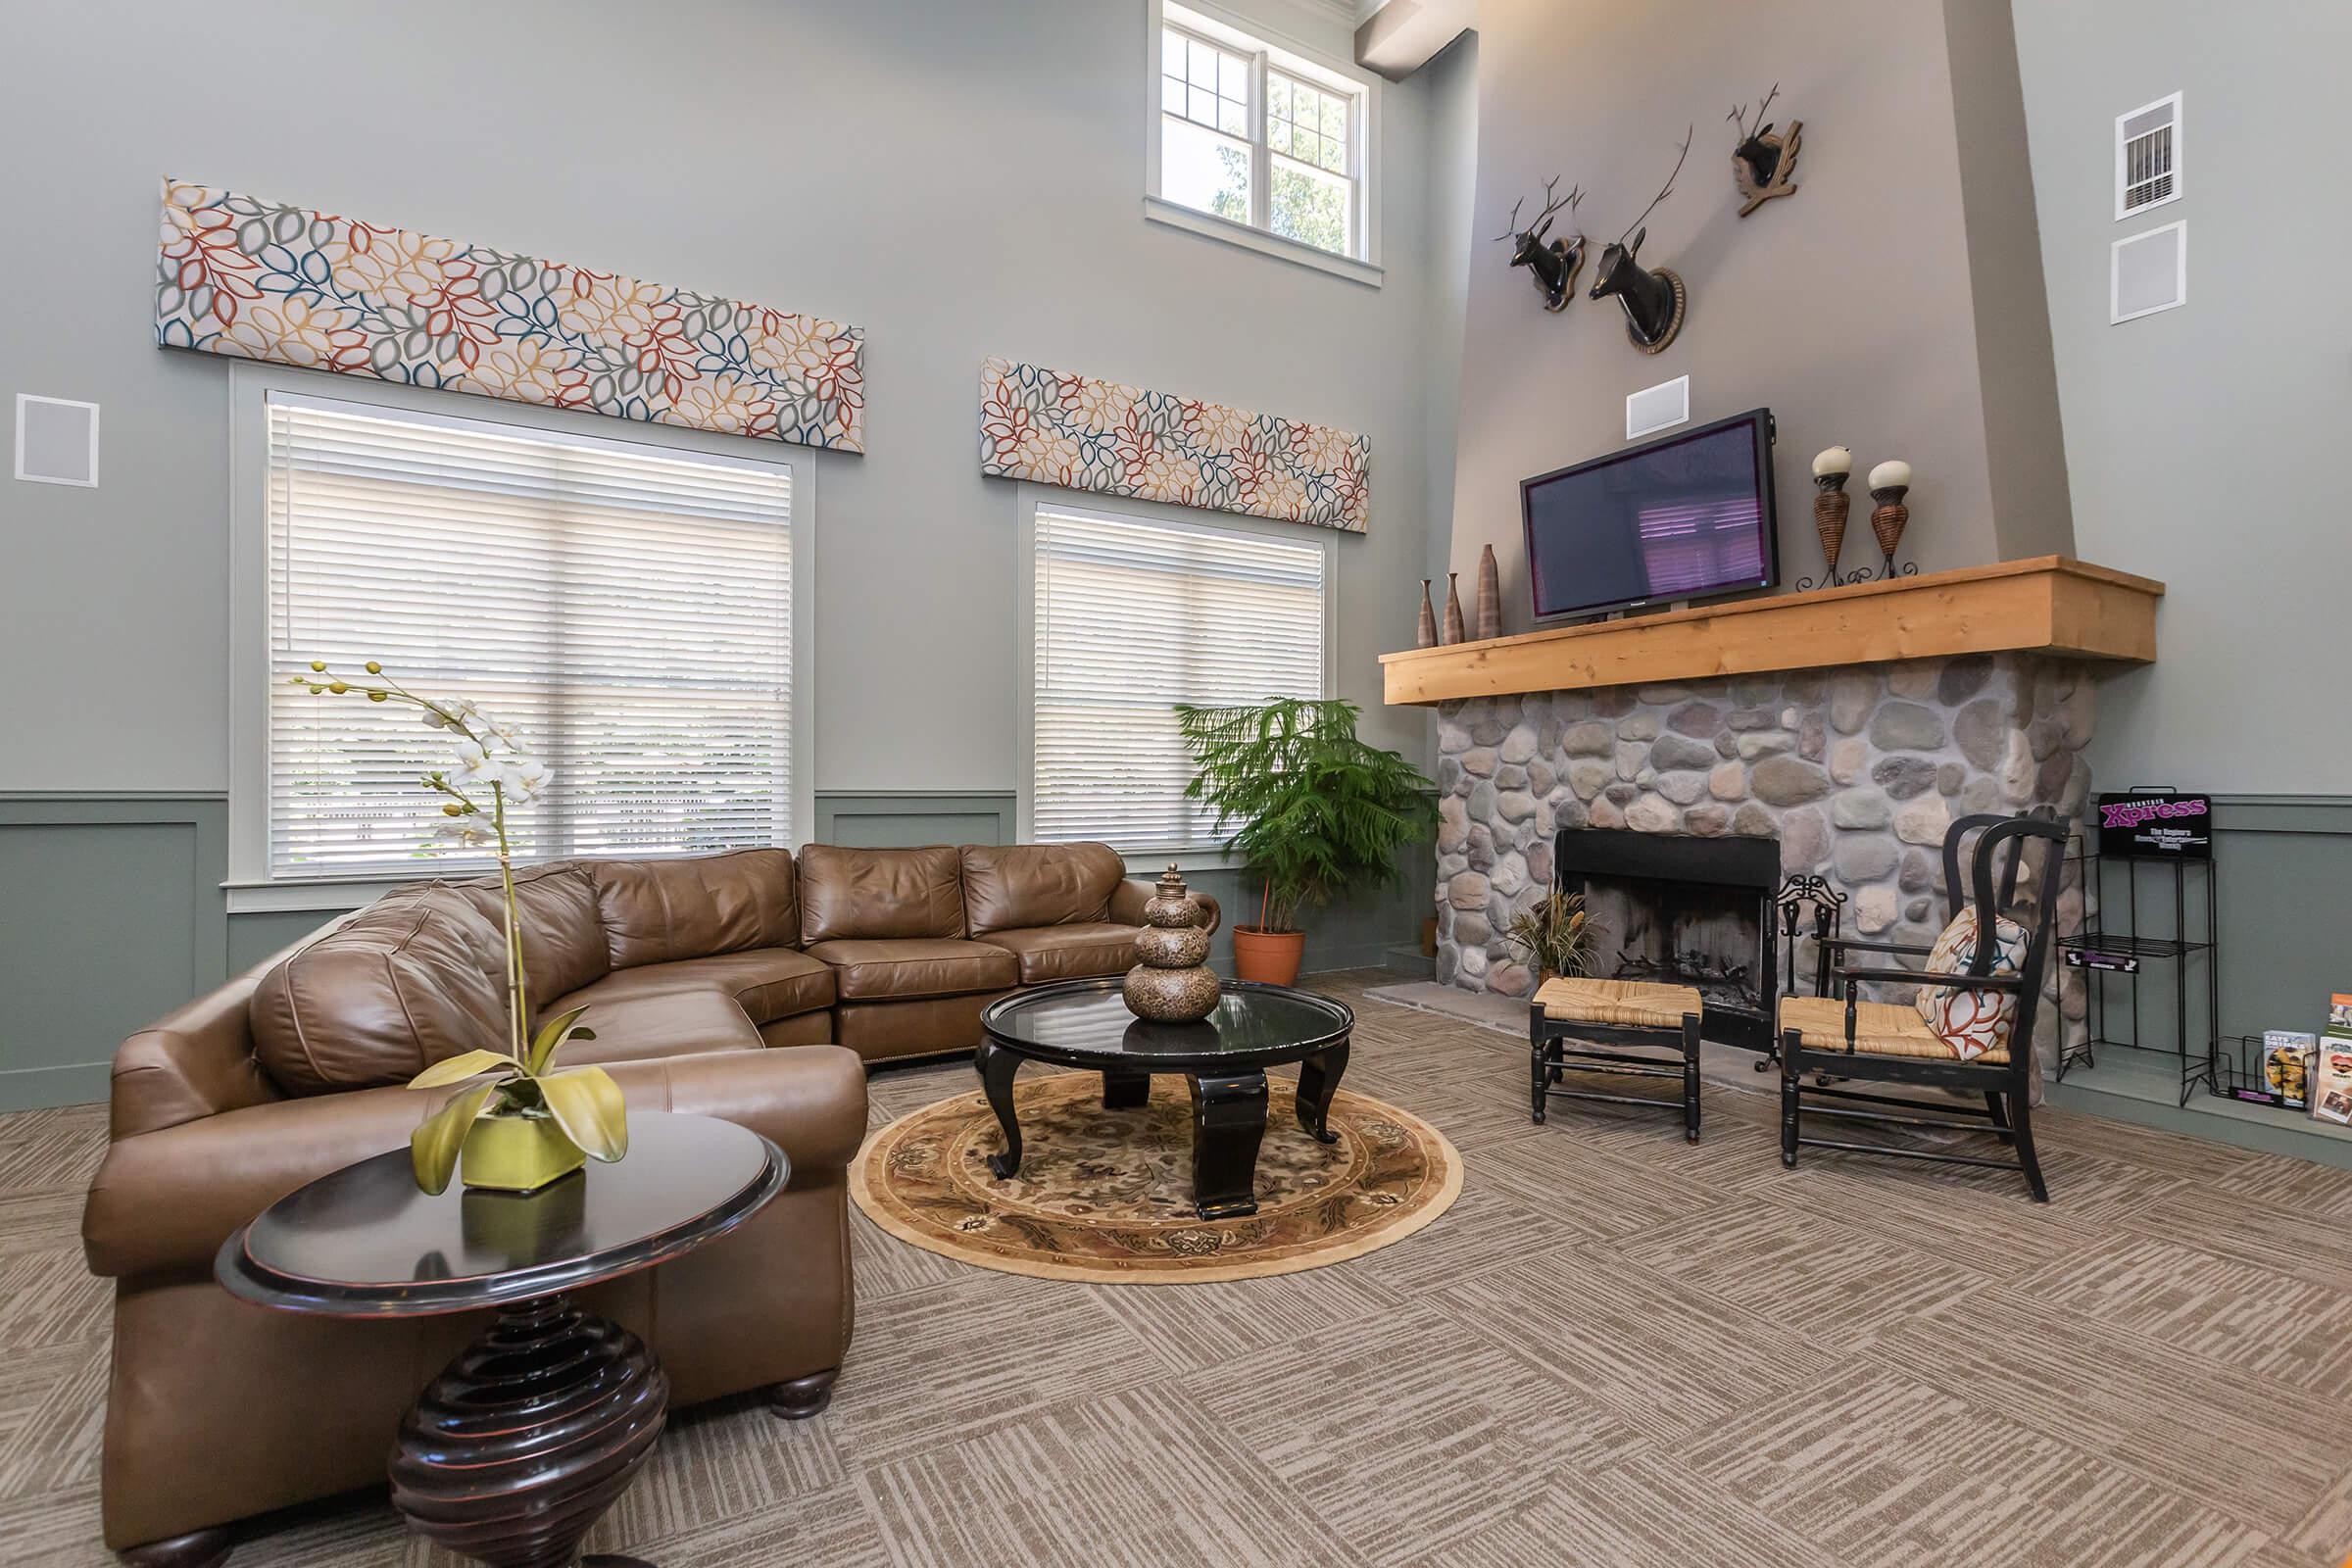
[1529,977,1703,1141]
[1777,813,2070,1200]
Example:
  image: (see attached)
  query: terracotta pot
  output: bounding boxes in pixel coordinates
[1231,925,1306,986]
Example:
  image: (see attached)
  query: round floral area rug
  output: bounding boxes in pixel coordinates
[850,1070,1461,1284]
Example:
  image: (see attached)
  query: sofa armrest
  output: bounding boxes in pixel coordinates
[84,1044,868,1283]
[1110,879,1222,938]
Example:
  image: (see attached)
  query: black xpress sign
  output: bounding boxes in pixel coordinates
[2095,791,2212,859]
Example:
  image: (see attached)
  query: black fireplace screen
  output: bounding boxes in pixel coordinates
[1553,829,1780,1011]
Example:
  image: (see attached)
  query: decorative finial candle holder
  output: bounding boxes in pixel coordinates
[1798,445,1856,591]
[1867,483,1916,581]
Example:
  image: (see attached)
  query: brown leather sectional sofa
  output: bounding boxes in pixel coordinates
[80,841,1213,1560]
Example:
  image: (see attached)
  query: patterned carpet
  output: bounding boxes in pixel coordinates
[5,970,2352,1565]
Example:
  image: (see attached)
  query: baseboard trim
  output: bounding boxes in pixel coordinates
[0,1061,109,1113]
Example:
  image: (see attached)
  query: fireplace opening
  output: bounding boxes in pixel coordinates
[1554,829,1781,1013]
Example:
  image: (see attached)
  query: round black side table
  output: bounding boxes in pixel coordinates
[216,1111,787,1568]
[977,977,1354,1219]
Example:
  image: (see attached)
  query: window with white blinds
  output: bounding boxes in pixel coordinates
[263,391,797,881]
[1029,502,1328,849]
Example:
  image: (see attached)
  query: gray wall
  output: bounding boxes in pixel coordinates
[1447,0,2073,633]
[2012,0,2352,793]
[0,0,1470,1106]
[0,0,1443,788]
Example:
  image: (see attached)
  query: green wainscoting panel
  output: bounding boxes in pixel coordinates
[812,791,1015,849]
[227,907,348,973]
[0,795,228,1110]
[2077,795,2352,1055]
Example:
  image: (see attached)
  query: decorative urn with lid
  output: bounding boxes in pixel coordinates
[1121,864,1220,1022]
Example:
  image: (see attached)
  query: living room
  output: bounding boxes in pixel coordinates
[4,0,2348,1563]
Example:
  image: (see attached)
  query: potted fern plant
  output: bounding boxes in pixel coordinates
[1174,698,1436,986]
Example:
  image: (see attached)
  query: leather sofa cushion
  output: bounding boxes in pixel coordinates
[547,987,768,1067]
[589,849,801,969]
[978,923,1140,984]
[247,888,509,1097]
[834,991,1008,1060]
[550,948,835,1027]
[802,938,1018,1002]
[84,1043,868,1281]
[451,862,611,1002]
[798,845,965,944]
[960,842,1123,936]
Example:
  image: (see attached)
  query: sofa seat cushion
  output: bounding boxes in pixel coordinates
[976,923,1140,985]
[550,948,835,1026]
[546,986,767,1067]
[803,938,1019,1002]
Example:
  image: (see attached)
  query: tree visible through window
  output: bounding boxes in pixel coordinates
[1155,7,1365,262]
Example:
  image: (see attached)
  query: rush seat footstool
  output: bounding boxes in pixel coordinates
[1528,976,1704,1141]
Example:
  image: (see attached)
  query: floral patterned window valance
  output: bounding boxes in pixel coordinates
[157,179,865,453]
[979,357,1367,533]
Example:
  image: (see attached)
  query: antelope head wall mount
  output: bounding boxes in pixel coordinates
[1589,125,1691,356]
[1729,83,1802,216]
[1494,175,1586,313]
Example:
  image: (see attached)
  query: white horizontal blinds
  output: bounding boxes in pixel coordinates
[266,392,793,881]
[1033,506,1324,848]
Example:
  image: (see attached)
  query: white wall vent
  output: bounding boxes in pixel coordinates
[2115,91,2181,220]
[2111,220,2187,323]
[14,394,100,487]
[1625,375,1690,441]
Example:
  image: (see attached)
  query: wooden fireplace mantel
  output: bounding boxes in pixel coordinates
[1380,556,2162,707]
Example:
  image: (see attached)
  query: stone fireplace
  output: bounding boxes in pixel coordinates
[1434,652,2094,1067]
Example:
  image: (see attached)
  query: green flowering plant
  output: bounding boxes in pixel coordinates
[291,661,625,1193]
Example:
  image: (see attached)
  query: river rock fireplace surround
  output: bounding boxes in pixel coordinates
[1432,653,2097,1068]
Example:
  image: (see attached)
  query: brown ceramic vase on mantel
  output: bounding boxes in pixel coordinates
[1416,580,1439,649]
[1442,572,1466,645]
[1121,864,1220,1022]
[1475,544,1501,642]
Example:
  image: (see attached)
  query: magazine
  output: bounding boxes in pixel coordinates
[2314,999,2352,1126]
[2263,1030,2317,1111]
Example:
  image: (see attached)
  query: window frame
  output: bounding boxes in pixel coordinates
[224,364,817,911]
[1145,0,1383,288]
[1014,482,1339,872]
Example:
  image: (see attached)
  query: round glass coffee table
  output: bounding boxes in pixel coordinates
[976,978,1354,1220]
[216,1112,787,1568]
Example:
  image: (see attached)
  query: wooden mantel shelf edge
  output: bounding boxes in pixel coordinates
[1382,556,2163,708]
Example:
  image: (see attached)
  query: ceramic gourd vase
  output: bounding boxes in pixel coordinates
[1122,864,1219,1022]
[1475,544,1501,641]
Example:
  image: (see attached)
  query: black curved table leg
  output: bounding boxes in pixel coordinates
[1189,1071,1269,1219]
[1295,1039,1349,1144]
[1102,1070,1151,1109]
[976,1036,1023,1179]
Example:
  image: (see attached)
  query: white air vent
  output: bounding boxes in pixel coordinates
[2115,92,2181,219]
[1625,375,1690,440]
[14,394,99,487]
[2111,220,2187,323]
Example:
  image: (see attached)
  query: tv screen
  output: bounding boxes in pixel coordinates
[1521,409,1778,619]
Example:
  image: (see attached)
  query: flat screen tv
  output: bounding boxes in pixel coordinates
[1520,408,1778,620]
